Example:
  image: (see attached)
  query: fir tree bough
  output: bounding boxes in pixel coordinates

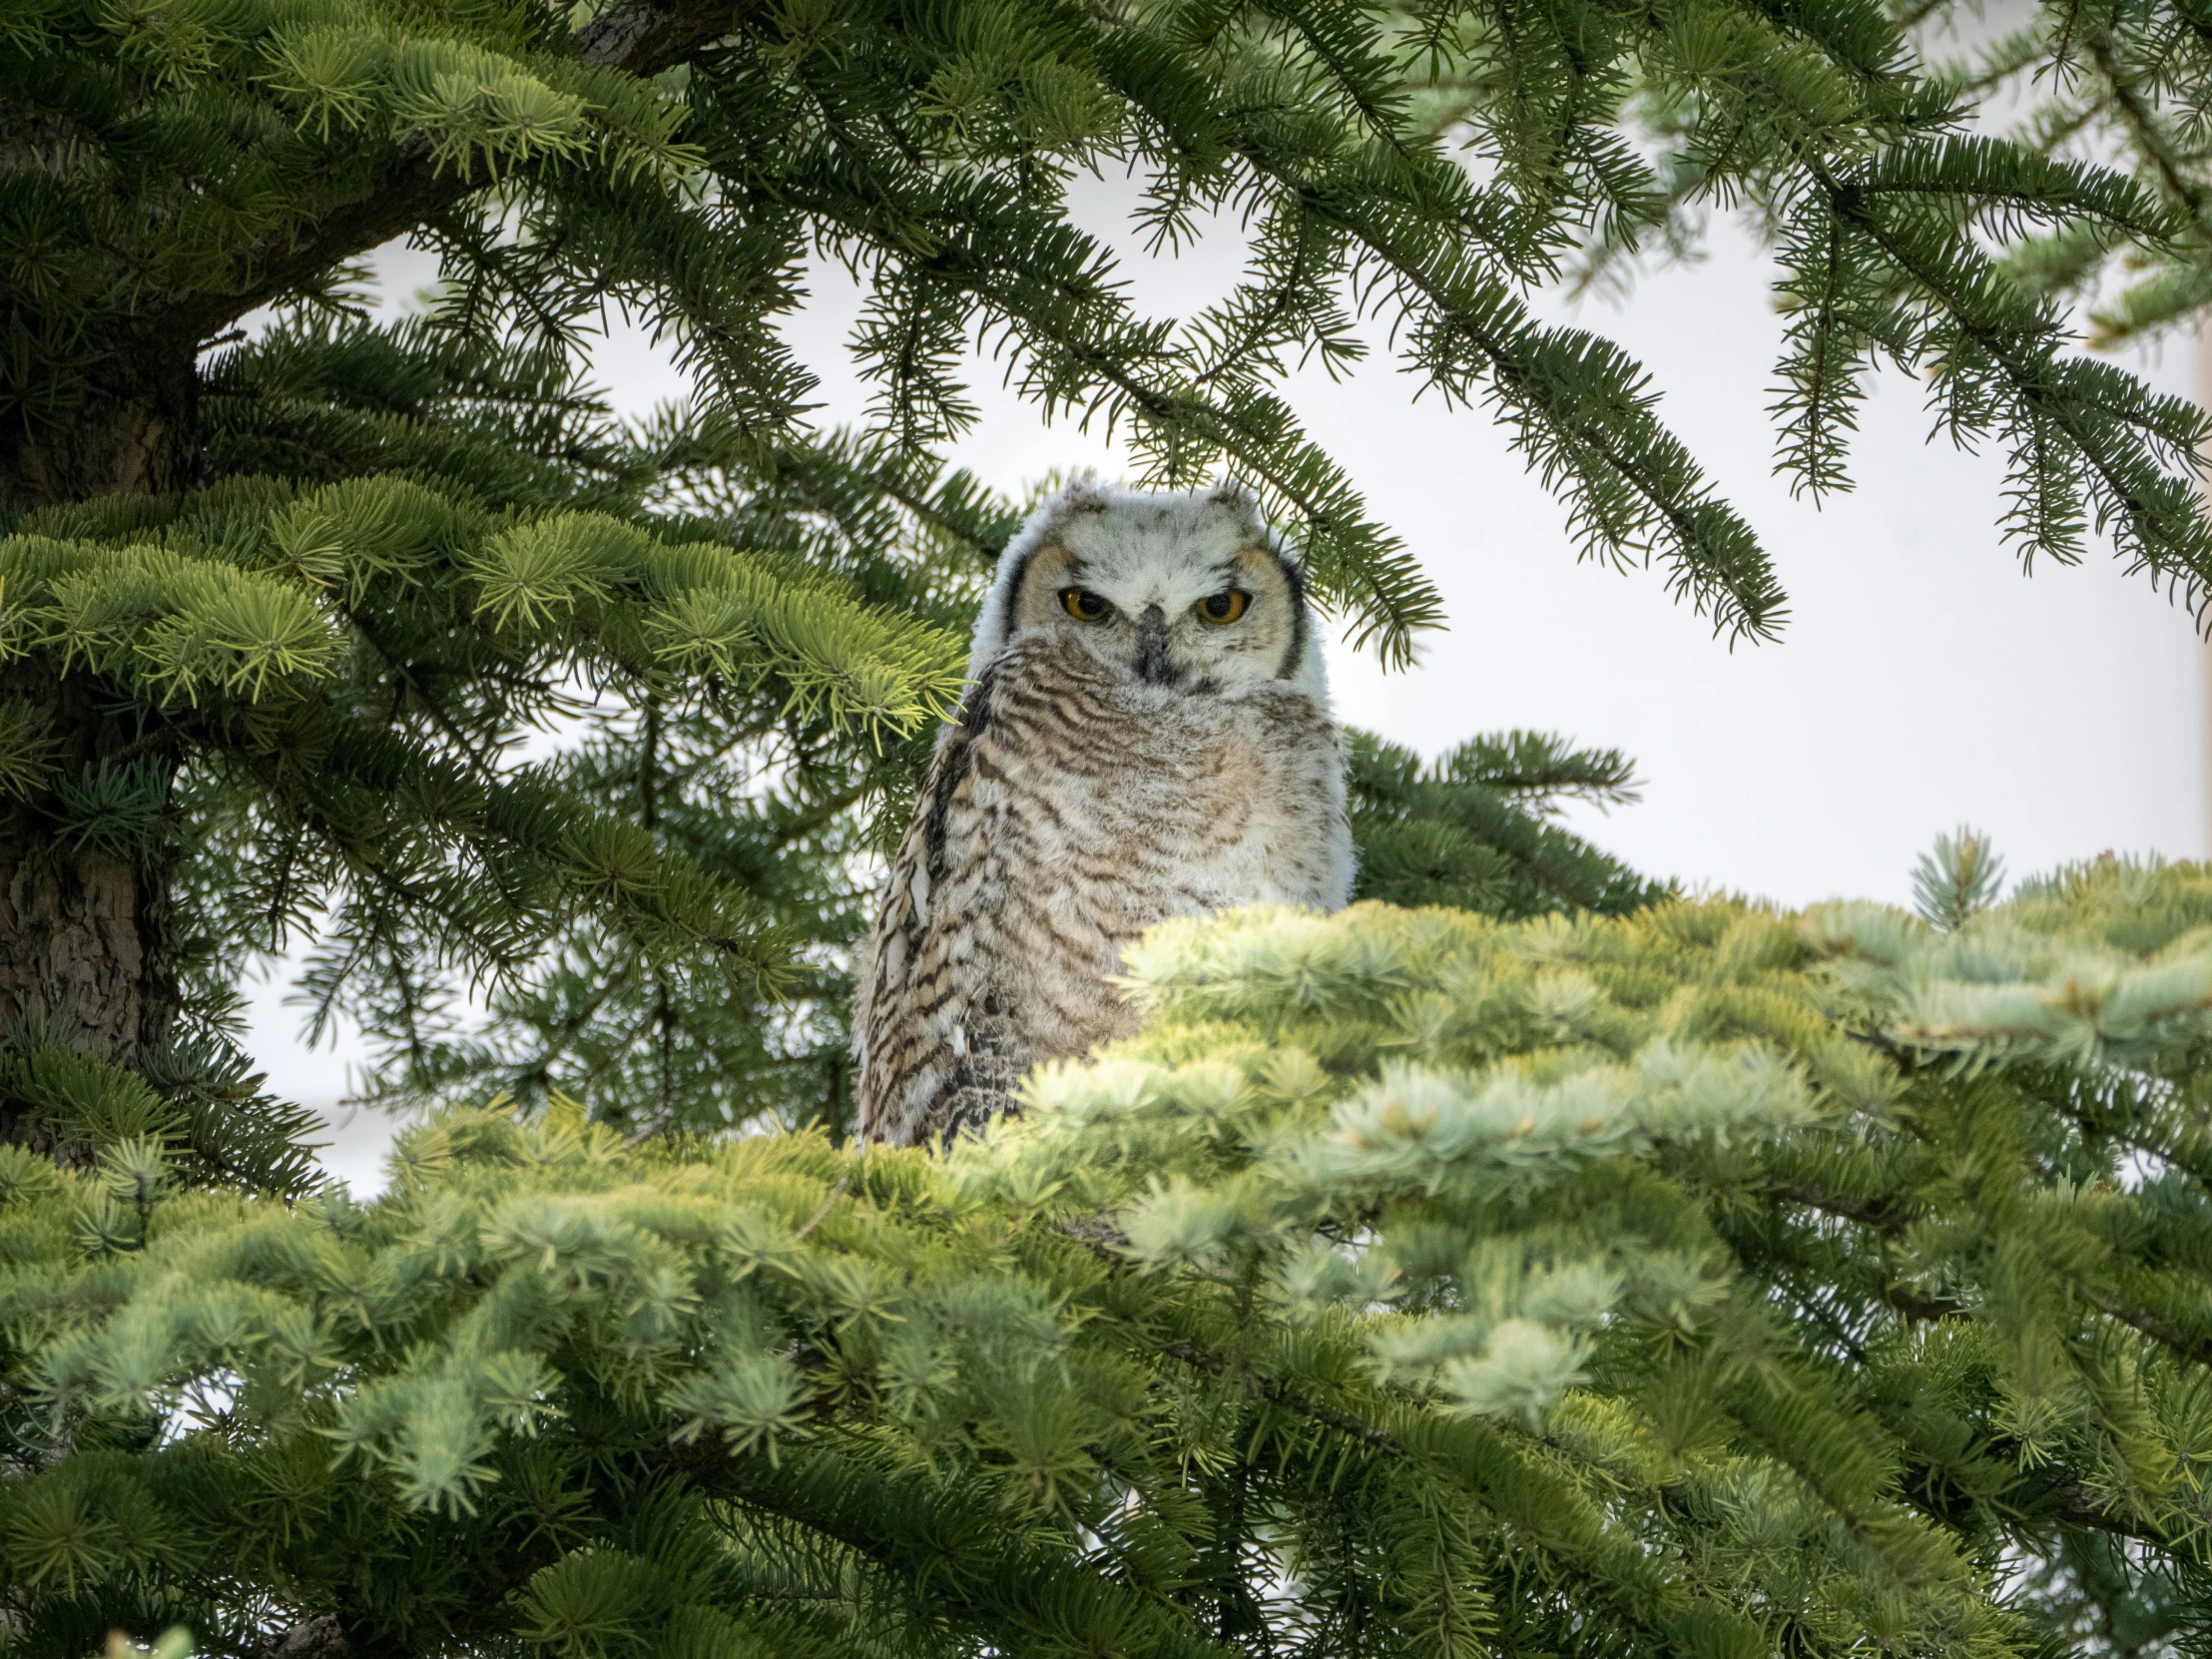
[13,865,2212,1654]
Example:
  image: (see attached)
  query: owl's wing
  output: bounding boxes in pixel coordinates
[851,769,940,1146]
[852,688,1022,1146]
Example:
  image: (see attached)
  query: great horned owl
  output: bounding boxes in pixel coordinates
[853,478,1356,1148]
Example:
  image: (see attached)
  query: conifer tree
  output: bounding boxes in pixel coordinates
[15,857,2212,1657]
[7,2,2212,1657]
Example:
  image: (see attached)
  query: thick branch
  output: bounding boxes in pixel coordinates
[164,0,762,347]
[572,0,749,76]
[2038,1481,2166,1541]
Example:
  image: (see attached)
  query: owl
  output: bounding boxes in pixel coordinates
[853,477,1356,1148]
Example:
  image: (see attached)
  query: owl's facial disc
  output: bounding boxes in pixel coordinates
[1011,542,1300,692]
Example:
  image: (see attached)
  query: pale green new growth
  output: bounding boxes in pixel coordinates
[20,868,2212,1651]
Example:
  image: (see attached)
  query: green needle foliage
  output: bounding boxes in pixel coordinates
[1915,0,2212,351]
[12,866,2212,1654]
[6,315,971,1170]
[1910,825,2007,931]
[13,0,2212,660]
[1393,0,2212,591]
[1347,730,1671,919]
[10,1,2212,1656]
[179,332,1010,1143]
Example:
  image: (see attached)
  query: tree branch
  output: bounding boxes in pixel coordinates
[2036,1480,2168,1542]
[167,0,763,347]
[572,0,750,77]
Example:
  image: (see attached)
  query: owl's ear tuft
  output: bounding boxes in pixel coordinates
[1207,476,1273,551]
[1055,477,1111,516]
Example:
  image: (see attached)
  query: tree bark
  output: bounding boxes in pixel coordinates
[0,338,194,1070]
[265,1615,352,1659]
[0,668,182,1068]
[0,328,197,508]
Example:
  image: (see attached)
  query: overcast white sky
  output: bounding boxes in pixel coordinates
[268,172,2209,1190]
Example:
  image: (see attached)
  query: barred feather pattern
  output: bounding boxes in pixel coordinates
[855,632,1353,1146]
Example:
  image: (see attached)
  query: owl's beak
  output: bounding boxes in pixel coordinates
[1132,604,1177,685]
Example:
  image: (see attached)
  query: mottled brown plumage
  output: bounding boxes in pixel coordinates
[854,481,1354,1147]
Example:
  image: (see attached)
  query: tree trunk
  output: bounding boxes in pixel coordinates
[0,331,197,506]
[0,669,183,1067]
[0,342,196,1068]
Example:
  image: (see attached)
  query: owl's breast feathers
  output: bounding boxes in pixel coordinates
[854,634,1353,1148]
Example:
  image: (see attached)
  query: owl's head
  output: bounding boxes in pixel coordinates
[967,478,1328,702]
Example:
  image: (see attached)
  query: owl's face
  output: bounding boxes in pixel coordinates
[984,487,1313,697]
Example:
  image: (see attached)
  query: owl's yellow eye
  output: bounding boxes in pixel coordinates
[1060,587,1112,622]
[1194,589,1251,626]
